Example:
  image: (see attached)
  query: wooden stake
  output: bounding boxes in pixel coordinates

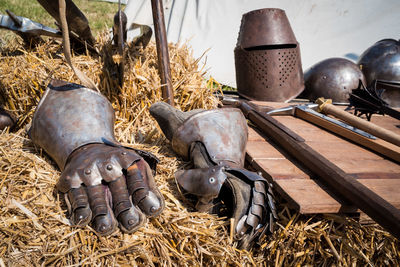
[151,0,174,106]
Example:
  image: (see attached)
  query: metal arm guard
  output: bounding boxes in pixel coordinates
[30,80,119,170]
[172,108,248,167]
[29,80,159,191]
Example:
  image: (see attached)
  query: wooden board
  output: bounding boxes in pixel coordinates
[245,102,400,214]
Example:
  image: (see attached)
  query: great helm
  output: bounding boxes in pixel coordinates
[300,58,366,103]
[358,39,400,107]
[234,8,304,102]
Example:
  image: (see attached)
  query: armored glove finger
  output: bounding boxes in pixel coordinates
[175,157,277,249]
[59,144,164,235]
[222,169,277,249]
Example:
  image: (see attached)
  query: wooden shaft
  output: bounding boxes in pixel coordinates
[294,108,400,163]
[317,99,400,147]
[237,100,400,240]
[151,0,174,106]
[58,0,98,91]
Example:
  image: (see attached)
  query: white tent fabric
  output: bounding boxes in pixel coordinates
[91,0,128,4]
[125,0,400,87]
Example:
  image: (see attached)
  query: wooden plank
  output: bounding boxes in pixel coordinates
[246,140,288,159]
[294,107,400,163]
[275,179,354,214]
[247,127,400,176]
[326,158,400,173]
[245,102,400,215]
[272,116,400,171]
[249,157,310,180]
[268,116,340,142]
[275,178,400,214]
[306,141,386,161]
[349,173,400,179]
[248,127,268,141]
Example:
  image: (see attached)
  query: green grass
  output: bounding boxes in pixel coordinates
[0,0,120,39]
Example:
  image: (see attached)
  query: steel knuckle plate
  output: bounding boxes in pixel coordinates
[234,172,274,237]
[172,108,248,166]
[175,166,227,198]
[114,200,132,217]
[254,180,267,195]
[109,178,131,216]
[30,80,118,169]
[57,145,142,192]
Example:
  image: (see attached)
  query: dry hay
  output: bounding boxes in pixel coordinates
[0,34,399,266]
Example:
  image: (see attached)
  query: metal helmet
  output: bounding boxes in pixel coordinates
[358,39,400,107]
[234,8,304,102]
[300,58,366,103]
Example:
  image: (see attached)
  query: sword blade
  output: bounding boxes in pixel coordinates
[296,105,376,139]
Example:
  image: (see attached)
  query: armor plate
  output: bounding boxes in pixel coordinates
[171,108,248,167]
[301,58,366,103]
[234,8,304,102]
[358,39,400,107]
[0,13,60,38]
[30,80,119,169]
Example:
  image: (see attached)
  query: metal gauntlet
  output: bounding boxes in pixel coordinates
[30,80,164,235]
[150,102,277,249]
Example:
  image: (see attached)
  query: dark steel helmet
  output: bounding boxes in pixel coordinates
[300,58,366,103]
[358,39,400,107]
[234,8,304,102]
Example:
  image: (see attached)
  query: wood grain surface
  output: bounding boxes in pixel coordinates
[245,101,400,214]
